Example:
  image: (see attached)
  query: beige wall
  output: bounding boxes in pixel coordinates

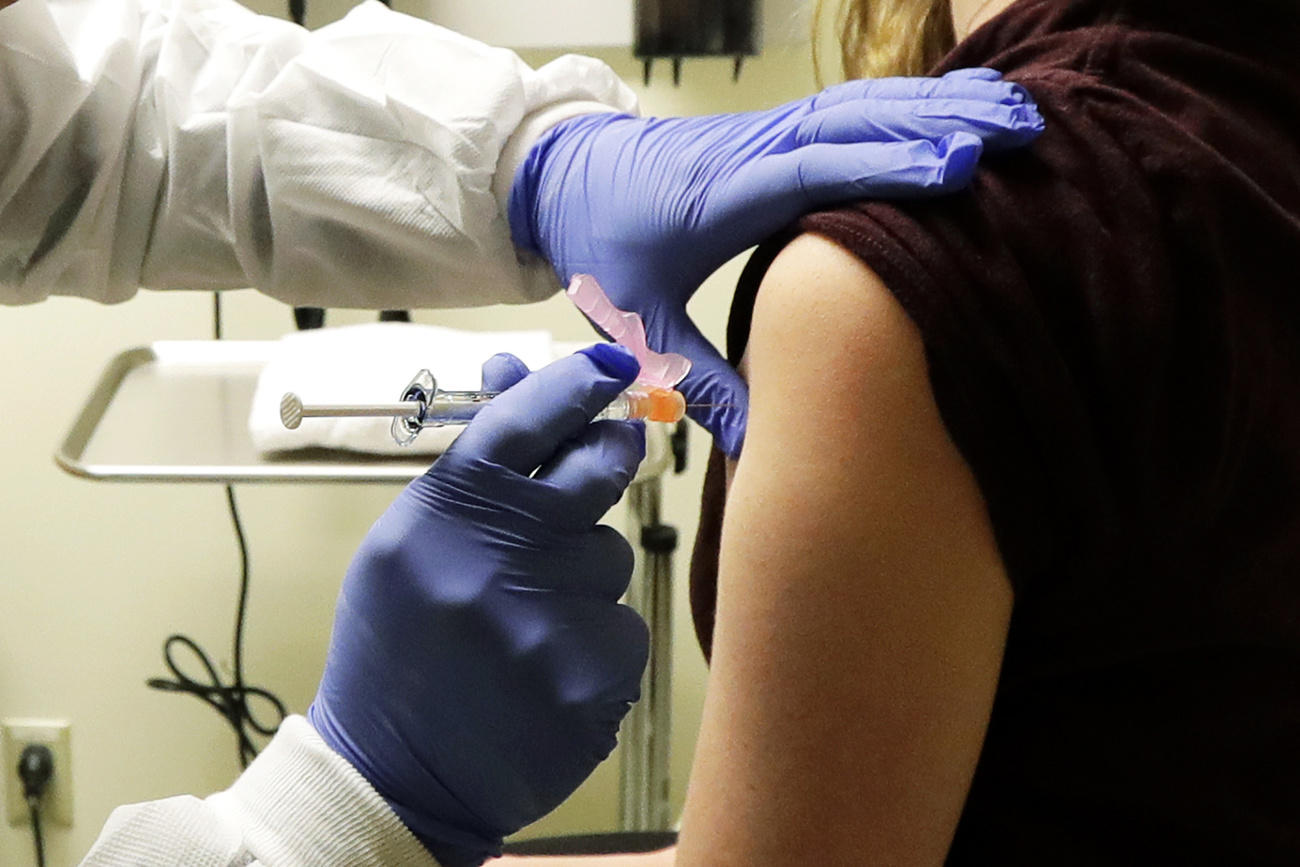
[0,2,818,863]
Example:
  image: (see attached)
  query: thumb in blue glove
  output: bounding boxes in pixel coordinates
[309,343,649,866]
[510,67,1045,457]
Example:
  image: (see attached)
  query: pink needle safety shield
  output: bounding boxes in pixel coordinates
[566,274,692,389]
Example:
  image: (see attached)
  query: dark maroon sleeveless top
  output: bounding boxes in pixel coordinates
[690,0,1300,862]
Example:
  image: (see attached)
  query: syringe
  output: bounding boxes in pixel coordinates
[280,368,687,447]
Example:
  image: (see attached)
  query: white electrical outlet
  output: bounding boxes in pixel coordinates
[3,719,72,828]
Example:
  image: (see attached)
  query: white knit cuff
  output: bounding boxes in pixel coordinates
[492,98,626,221]
[492,98,624,297]
[208,715,440,867]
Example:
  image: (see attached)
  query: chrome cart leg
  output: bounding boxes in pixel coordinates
[620,478,676,831]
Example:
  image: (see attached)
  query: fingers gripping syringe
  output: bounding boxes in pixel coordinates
[280,369,688,447]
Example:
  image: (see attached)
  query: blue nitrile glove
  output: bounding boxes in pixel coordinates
[509,68,1045,457]
[308,344,650,867]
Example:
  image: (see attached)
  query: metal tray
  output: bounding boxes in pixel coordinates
[56,341,672,484]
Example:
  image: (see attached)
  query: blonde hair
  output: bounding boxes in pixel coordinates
[814,0,957,82]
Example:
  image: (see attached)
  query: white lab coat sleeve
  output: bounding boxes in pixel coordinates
[81,715,442,866]
[0,0,638,308]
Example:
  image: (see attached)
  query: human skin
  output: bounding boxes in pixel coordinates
[673,236,1013,865]
[951,0,1016,39]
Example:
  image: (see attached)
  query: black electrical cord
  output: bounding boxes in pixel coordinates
[28,803,43,867]
[146,294,287,768]
[19,744,53,867]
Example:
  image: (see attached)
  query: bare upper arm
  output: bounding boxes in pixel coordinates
[676,233,1013,866]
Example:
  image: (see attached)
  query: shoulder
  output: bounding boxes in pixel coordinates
[740,229,1008,606]
[746,232,927,402]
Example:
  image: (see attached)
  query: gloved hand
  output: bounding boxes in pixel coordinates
[509,68,1045,457]
[309,344,650,867]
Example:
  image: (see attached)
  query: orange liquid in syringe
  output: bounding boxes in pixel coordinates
[621,387,687,423]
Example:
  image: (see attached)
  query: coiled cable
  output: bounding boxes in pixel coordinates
[145,294,287,768]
